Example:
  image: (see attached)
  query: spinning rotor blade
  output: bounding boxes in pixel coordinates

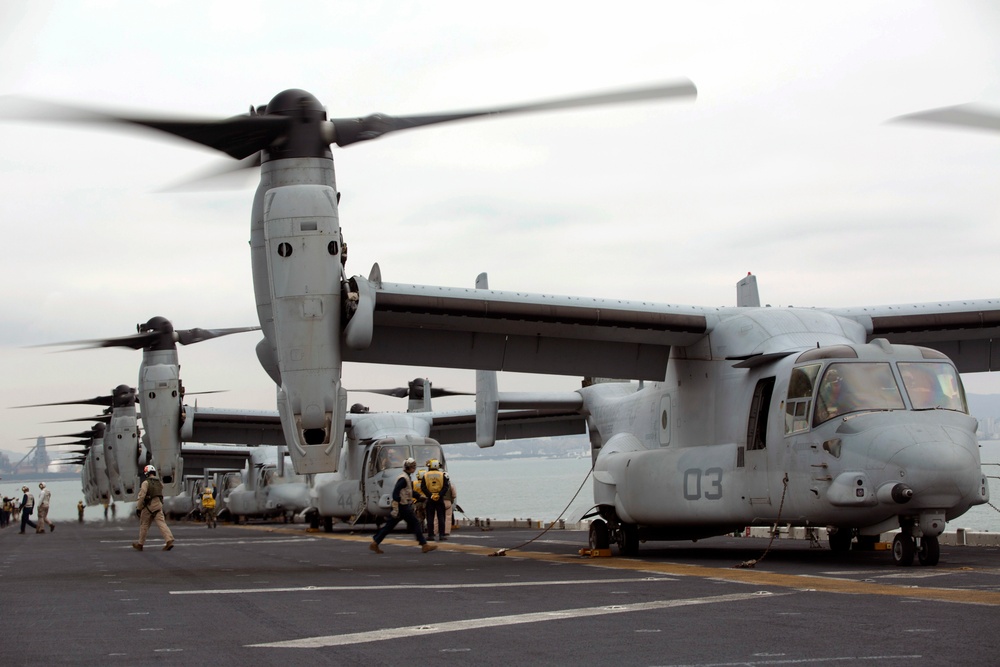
[43,414,113,424]
[12,395,114,409]
[890,103,1000,135]
[46,439,93,449]
[3,80,697,162]
[175,326,260,346]
[352,378,473,399]
[0,96,291,160]
[329,80,698,147]
[37,317,260,351]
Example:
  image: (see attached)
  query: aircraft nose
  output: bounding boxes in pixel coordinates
[882,434,980,509]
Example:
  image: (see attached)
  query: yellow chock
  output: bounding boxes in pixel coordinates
[578,548,612,558]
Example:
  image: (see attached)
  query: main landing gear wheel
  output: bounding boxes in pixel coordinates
[828,528,852,553]
[892,533,915,566]
[617,523,640,557]
[589,520,610,550]
[917,536,940,566]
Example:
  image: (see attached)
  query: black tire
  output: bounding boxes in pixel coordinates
[828,528,852,553]
[618,523,640,557]
[589,521,610,550]
[892,533,915,566]
[917,536,940,566]
[323,516,333,533]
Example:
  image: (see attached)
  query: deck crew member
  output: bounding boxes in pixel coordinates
[370,458,436,554]
[35,482,54,533]
[201,486,217,528]
[421,459,450,541]
[19,486,37,534]
[132,465,175,551]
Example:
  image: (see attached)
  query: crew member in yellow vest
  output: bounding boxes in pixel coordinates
[369,458,436,554]
[201,486,218,529]
[132,465,175,551]
[421,459,450,541]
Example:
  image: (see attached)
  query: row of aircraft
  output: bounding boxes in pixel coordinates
[6,82,997,566]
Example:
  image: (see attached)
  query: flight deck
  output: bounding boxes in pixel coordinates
[2,519,998,666]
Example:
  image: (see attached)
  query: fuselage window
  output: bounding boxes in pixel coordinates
[813,362,904,426]
[785,363,820,434]
[747,377,775,450]
[898,362,967,412]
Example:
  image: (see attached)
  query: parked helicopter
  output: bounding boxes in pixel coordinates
[0,81,697,476]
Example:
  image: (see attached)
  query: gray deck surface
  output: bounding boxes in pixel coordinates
[2,518,998,666]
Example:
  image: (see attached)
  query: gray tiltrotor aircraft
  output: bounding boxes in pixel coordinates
[6,84,993,564]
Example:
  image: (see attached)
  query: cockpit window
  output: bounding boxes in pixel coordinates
[899,362,967,412]
[413,444,444,469]
[371,445,409,474]
[813,362,904,426]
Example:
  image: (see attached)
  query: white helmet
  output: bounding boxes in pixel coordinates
[143,464,157,476]
[403,457,416,471]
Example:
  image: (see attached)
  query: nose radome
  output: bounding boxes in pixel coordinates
[885,440,979,508]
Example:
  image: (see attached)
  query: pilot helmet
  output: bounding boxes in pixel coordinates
[427,459,440,470]
[143,464,157,477]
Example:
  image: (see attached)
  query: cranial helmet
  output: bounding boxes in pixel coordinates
[403,457,416,471]
[143,464,157,476]
[427,459,440,470]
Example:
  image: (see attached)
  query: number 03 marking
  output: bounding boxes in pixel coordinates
[683,468,723,500]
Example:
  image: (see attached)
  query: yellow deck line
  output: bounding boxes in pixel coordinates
[235,525,1000,606]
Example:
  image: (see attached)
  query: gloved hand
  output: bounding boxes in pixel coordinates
[390,501,399,519]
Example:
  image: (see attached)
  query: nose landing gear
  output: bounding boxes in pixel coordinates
[892,516,941,566]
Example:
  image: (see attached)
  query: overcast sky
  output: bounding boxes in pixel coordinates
[2,1,1000,456]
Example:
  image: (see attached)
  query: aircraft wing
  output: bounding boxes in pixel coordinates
[180,405,286,446]
[177,443,254,475]
[828,300,1000,372]
[427,401,586,445]
[343,280,712,381]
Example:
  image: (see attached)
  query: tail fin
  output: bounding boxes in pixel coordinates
[474,272,499,448]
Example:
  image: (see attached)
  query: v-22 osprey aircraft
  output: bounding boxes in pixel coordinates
[5,84,993,565]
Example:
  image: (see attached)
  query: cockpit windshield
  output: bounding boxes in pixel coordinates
[813,362,904,426]
[899,362,967,412]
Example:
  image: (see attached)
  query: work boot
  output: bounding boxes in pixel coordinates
[422,543,437,553]
[50,525,55,532]
[440,535,448,541]
[163,540,174,551]
[369,541,384,554]
[132,543,143,551]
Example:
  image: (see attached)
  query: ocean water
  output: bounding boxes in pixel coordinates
[6,443,1000,532]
